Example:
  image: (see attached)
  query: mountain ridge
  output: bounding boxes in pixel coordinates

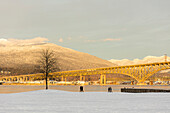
[109,56,170,66]
[0,43,116,75]
[108,56,170,73]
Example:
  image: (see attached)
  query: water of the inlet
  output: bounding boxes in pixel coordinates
[0,90,170,113]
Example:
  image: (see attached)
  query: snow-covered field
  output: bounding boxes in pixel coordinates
[0,90,170,113]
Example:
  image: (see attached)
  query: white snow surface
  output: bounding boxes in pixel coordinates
[0,90,170,113]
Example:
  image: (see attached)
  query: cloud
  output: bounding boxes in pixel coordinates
[67,37,72,40]
[103,38,121,41]
[0,37,49,46]
[0,38,8,42]
[85,38,121,43]
[58,38,63,42]
[85,40,97,42]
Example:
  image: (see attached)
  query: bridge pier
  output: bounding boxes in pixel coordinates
[61,76,64,81]
[149,81,153,85]
[24,77,28,82]
[19,77,23,83]
[80,76,85,81]
[30,77,34,81]
[7,78,12,82]
[6,78,9,82]
[131,81,134,85]
[65,77,67,85]
[100,74,106,85]
[61,76,67,85]
[137,82,147,85]
[2,78,6,82]
[13,77,17,82]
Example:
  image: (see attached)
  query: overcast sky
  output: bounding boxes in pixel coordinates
[0,0,170,60]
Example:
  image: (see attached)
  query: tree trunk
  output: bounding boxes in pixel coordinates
[46,72,48,90]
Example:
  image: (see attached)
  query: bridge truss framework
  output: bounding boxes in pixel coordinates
[0,61,170,85]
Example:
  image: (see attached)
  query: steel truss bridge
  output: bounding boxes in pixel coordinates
[0,61,170,85]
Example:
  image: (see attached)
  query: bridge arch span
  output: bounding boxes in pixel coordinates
[142,68,170,83]
[0,62,169,85]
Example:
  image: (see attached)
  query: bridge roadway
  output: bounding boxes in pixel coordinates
[0,61,170,85]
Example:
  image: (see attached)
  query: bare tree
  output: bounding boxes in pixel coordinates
[38,49,59,90]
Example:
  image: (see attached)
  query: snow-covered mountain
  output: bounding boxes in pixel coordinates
[0,40,115,75]
[109,56,170,66]
[109,56,170,73]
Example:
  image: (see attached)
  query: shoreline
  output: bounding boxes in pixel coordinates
[0,85,170,94]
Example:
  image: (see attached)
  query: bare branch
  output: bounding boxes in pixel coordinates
[37,48,60,89]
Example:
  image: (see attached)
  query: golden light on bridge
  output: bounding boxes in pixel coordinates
[0,61,170,85]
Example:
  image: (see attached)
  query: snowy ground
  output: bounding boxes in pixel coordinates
[0,90,170,113]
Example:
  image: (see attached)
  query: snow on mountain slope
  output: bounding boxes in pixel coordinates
[109,56,170,66]
[0,42,116,73]
[109,56,170,73]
